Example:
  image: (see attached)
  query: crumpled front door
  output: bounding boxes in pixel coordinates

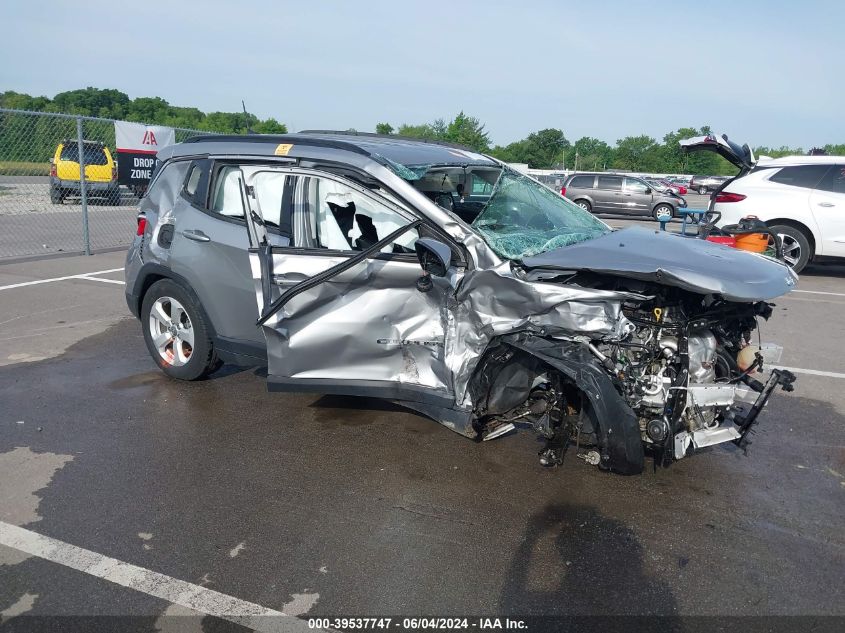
[239,167,460,404]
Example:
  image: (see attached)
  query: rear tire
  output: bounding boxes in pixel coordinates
[698,186,707,195]
[141,279,221,380]
[50,186,63,204]
[575,199,592,212]
[768,224,811,273]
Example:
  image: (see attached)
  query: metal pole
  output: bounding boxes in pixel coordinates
[76,117,91,255]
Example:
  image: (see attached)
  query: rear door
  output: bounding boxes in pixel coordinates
[167,159,291,353]
[810,164,845,257]
[240,166,464,404]
[593,175,624,213]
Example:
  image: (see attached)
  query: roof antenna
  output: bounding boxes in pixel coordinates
[242,100,256,135]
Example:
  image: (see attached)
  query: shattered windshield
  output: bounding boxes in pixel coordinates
[471,168,610,260]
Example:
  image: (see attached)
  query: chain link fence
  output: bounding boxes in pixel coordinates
[0,108,212,260]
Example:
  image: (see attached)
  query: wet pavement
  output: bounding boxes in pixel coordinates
[0,250,844,631]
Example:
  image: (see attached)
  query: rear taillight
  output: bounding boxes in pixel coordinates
[136,214,146,236]
[50,162,57,177]
[560,186,566,196]
[715,192,747,203]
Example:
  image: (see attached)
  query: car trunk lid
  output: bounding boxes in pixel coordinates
[680,134,756,174]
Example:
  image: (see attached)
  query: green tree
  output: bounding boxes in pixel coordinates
[254,118,287,134]
[614,135,660,171]
[444,111,490,151]
[572,136,615,171]
[489,129,569,168]
[396,123,442,140]
[375,122,394,135]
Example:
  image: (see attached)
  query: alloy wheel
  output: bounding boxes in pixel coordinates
[778,233,802,268]
[148,296,194,366]
[654,206,673,222]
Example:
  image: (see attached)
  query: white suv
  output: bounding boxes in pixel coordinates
[681,135,845,272]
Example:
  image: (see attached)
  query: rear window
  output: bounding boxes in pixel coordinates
[768,165,829,189]
[816,165,845,194]
[568,175,595,188]
[597,175,622,191]
[60,143,109,166]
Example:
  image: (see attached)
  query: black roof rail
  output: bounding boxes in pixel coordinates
[180,134,370,156]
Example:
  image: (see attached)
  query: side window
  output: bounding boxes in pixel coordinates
[597,176,622,191]
[624,178,648,193]
[143,160,191,206]
[569,175,595,188]
[181,159,211,208]
[471,174,493,195]
[210,165,244,218]
[769,165,829,189]
[814,165,845,195]
[300,175,417,254]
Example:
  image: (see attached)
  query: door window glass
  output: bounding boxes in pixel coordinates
[815,165,845,194]
[597,176,622,191]
[302,176,417,254]
[211,165,246,218]
[210,166,294,236]
[769,165,830,189]
[568,175,595,188]
[624,178,648,193]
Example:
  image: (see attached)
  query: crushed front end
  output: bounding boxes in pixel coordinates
[463,269,797,474]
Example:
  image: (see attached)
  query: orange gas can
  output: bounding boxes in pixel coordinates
[734,232,769,253]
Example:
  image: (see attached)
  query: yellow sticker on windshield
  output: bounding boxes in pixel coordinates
[274,143,293,156]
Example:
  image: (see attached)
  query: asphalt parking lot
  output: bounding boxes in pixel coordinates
[1,227,843,631]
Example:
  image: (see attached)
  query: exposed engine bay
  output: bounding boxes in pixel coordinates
[469,278,796,473]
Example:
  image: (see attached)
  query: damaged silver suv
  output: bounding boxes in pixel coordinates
[125,132,796,474]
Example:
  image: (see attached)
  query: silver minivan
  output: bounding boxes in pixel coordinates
[562,173,687,221]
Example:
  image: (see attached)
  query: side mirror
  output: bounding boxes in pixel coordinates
[415,238,451,278]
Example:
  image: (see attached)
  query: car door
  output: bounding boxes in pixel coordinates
[593,175,624,213]
[810,164,845,257]
[167,159,291,355]
[622,177,651,216]
[239,165,464,405]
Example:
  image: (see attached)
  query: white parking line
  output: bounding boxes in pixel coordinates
[774,366,845,379]
[81,276,126,285]
[793,289,845,297]
[0,521,313,633]
[0,268,124,291]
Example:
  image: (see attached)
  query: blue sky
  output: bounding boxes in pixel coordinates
[1,0,842,148]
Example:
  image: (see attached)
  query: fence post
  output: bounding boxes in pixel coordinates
[76,117,91,255]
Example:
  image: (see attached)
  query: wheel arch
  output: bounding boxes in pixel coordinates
[468,335,644,475]
[132,264,219,341]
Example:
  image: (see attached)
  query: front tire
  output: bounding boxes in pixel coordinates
[698,186,707,195]
[768,224,811,273]
[653,204,674,222]
[141,279,220,380]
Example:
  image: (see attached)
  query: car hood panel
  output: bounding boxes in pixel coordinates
[521,226,797,302]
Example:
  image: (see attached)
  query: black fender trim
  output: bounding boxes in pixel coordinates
[502,333,644,475]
